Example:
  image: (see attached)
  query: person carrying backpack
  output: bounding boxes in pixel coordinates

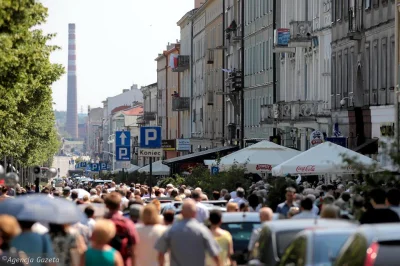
[104,192,139,266]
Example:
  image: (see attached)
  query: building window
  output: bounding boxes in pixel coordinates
[373,42,378,91]
[332,54,336,109]
[389,38,395,89]
[365,45,370,105]
[365,0,371,9]
[381,41,387,89]
[338,53,342,96]
[343,51,348,95]
[349,50,354,95]
[332,0,336,22]
[344,0,349,20]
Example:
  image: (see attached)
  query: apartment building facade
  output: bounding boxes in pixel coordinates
[155,43,182,159]
[245,0,278,141]
[265,0,331,151]
[224,0,243,145]
[331,0,395,153]
[140,83,158,127]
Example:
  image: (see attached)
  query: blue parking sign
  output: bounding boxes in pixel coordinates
[140,127,162,148]
[91,163,100,172]
[211,166,219,175]
[100,162,108,170]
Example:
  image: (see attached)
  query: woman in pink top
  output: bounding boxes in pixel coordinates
[134,204,168,266]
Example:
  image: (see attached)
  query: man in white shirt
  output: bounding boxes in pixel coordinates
[229,187,248,206]
[292,198,318,219]
[191,190,209,223]
[230,182,242,199]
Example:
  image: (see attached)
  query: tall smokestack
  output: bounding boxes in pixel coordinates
[66,23,78,139]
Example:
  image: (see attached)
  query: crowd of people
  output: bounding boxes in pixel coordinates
[0,177,399,266]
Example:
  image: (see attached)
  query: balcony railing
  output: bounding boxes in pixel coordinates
[260,101,330,123]
[172,55,190,72]
[288,21,312,47]
[143,112,156,121]
[172,97,190,111]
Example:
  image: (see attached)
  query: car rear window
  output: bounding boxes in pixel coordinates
[276,230,302,257]
[220,222,260,251]
[312,234,351,264]
[375,241,400,266]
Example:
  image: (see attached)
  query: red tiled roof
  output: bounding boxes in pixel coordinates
[122,106,143,116]
[111,105,130,114]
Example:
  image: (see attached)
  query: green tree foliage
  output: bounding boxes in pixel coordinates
[0,0,64,165]
[266,177,298,212]
[184,165,251,196]
[341,139,400,193]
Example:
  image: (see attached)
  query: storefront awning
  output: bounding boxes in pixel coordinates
[163,145,239,166]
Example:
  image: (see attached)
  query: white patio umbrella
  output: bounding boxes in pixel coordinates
[272,141,378,176]
[138,160,170,176]
[218,140,301,173]
[127,164,141,173]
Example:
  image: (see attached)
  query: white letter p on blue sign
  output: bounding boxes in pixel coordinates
[145,129,157,145]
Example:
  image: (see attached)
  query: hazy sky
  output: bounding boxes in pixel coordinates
[40,0,194,112]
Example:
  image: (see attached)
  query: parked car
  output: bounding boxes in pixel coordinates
[279,227,357,266]
[335,223,400,266]
[220,212,261,265]
[249,219,357,266]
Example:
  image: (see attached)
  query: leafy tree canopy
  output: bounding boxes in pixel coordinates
[0,0,64,166]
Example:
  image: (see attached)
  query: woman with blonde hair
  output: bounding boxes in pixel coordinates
[0,215,26,266]
[80,219,123,266]
[135,204,168,266]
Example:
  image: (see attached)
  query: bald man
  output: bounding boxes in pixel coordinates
[248,207,273,251]
[155,199,222,266]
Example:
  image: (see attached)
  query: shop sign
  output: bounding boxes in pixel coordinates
[296,165,316,172]
[176,139,191,151]
[310,130,324,146]
[256,164,272,171]
[162,140,176,151]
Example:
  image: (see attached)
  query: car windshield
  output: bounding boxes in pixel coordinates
[220,222,261,251]
[313,234,351,264]
[276,230,302,257]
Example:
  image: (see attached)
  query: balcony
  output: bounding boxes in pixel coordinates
[143,112,156,121]
[172,97,190,111]
[348,7,362,40]
[288,21,312,48]
[171,55,190,72]
[260,101,330,123]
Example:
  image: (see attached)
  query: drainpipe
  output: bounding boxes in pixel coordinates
[164,51,168,159]
[240,0,245,148]
[190,16,194,150]
[222,0,226,145]
[177,47,181,157]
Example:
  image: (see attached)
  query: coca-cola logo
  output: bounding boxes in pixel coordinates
[311,139,323,145]
[256,164,272,171]
[296,165,316,172]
